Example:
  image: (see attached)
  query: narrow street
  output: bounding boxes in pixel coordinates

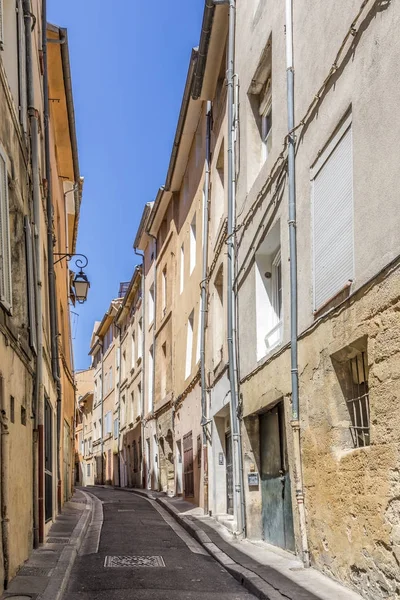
[64,487,256,600]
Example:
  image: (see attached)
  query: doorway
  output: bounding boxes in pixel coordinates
[183,431,194,497]
[63,421,71,502]
[44,398,53,522]
[225,432,233,515]
[176,439,183,495]
[260,402,295,551]
[146,438,151,489]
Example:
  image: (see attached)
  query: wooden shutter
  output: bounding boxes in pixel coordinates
[24,216,37,352]
[312,121,353,310]
[0,151,12,311]
[17,0,28,132]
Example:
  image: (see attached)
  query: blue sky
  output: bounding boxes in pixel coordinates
[48,0,204,370]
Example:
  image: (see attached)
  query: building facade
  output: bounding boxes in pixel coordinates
[74,2,400,598]
[0,1,82,593]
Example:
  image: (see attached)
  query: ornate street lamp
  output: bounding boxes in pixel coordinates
[54,253,90,304]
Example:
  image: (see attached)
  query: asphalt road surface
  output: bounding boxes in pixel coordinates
[64,487,256,600]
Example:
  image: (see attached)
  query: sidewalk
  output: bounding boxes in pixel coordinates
[1,488,93,600]
[121,487,363,600]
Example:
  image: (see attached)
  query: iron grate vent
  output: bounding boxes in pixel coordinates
[47,537,70,544]
[18,566,53,577]
[104,555,165,568]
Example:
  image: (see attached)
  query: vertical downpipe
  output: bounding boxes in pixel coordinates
[42,0,62,513]
[0,376,9,589]
[23,0,43,548]
[226,0,245,537]
[285,0,310,566]
[100,343,104,484]
[134,250,146,489]
[200,101,212,514]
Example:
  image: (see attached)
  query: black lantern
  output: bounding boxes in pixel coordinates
[54,253,90,304]
[73,270,90,304]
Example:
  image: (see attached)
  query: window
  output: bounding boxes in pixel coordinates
[17,0,27,132]
[130,391,135,423]
[104,371,108,394]
[105,411,112,435]
[138,382,142,417]
[24,217,37,351]
[131,333,135,369]
[148,284,155,325]
[94,379,98,404]
[0,149,12,311]
[255,221,282,360]
[10,396,14,423]
[113,418,119,439]
[312,116,353,310]
[109,366,112,390]
[137,319,143,360]
[213,267,224,366]
[148,346,154,412]
[190,214,196,274]
[212,143,225,241]
[202,185,206,248]
[334,349,370,449]
[185,311,194,380]
[180,244,185,294]
[259,78,272,162]
[197,434,201,468]
[87,464,91,477]
[103,325,113,353]
[195,299,202,364]
[121,395,126,426]
[122,351,126,380]
[161,342,167,399]
[162,267,167,315]
[21,405,26,426]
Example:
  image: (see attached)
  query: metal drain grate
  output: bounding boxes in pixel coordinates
[104,555,165,568]
[117,509,135,512]
[47,537,70,544]
[18,566,53,577]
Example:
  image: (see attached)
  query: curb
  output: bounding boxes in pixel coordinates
[155,496,283,600]
[41,490,93,600]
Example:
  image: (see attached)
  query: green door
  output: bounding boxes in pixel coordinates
[260,402,295,551]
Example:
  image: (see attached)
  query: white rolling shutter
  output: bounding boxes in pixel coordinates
[0,150,12,312]
[17,0,28,132]
[24,216,37,352]
[312,121,353,310]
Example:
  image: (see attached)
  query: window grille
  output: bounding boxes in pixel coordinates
[346,352,370,448]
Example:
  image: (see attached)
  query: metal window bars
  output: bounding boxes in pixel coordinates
[346,352,370,448]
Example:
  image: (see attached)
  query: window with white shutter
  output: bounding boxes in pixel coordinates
[17,0,28,132]
[312,116,354,310]
[24,216,37,352]
[0,149,12,312]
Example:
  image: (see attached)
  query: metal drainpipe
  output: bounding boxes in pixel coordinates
[134,248,146,489]
[146,234,158,490]
[100,342,104,484]
[42,0,63,514]
[285,0,310,566]
[23,0,43,548]
[226,0,245,537]
[0,376,10,588]
[200,101,212,515]
[115,324,122,487]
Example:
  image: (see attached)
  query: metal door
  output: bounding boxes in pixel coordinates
[225,432,234,515]
[44,398,53,522]
[183,432,194,497]
[63,421,70,502]
[260,402,295,551]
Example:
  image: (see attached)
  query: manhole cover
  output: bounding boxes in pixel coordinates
[47,538,70,544]
[104,555,165,568]
[18,566,52,576]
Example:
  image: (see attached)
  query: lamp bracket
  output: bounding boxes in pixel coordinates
[54,253,88,269]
